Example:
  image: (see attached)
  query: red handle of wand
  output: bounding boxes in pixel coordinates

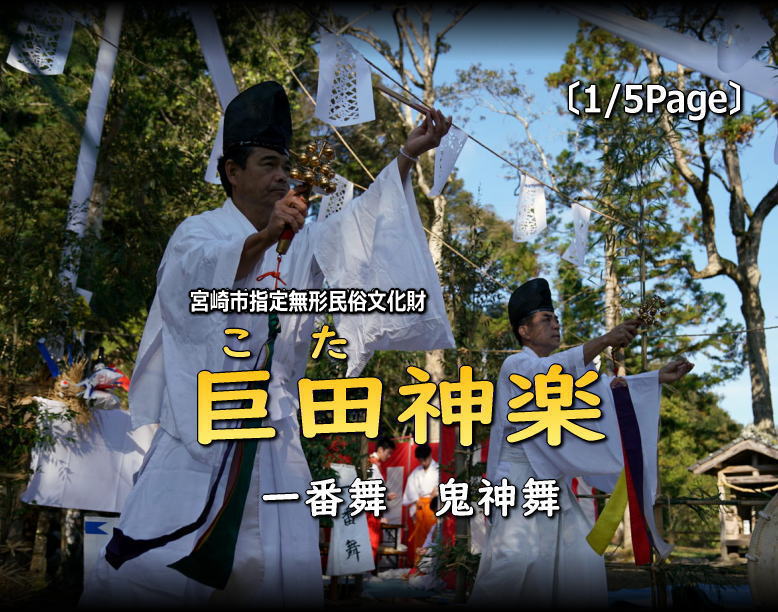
[276,227,294,255]
[275,184,310,255]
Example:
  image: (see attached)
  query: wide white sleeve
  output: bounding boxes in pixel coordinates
[487,346,587,482]
[369,462,383,481]
[490,345,631,483]
[313,160,454,376]
[131,216,244,467]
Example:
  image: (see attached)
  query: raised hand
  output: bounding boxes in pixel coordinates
[604,319,640,350]
[658,358,694,383]
[403,108,452,158]
[265,187,308,243]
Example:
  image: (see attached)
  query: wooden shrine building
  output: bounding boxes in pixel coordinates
[690,426,778,559]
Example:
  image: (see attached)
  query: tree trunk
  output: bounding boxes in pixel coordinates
[30,509,50,578]
[603,234,626,376]
[739,275,773,429]
[643,49,775,429]
[725,136,774,430]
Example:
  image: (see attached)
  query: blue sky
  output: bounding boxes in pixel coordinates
[336,4,778,426]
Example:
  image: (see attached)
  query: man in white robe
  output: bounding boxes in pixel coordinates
[402,444,439,508]
[469,278,693,608]
[81,81,454,607]
[402,443,439,566]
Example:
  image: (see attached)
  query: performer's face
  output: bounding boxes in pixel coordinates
[377,446,393,462]
[420,456,433,469]
[227,147,291,209]
[519,311,560,356]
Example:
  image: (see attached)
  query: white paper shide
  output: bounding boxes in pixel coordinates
[7,4,75,75]
[512,174,547,242]
[315,31,375,127]
[428,125,468,197]
[562,203,591,268]
[317,174,354,221]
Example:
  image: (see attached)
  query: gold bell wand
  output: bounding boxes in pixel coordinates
[276,141,337,255]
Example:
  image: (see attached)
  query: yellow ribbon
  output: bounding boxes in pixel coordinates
[586,470,627,555]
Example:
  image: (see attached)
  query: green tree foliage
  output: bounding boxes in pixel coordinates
[440,54,742,395]
[542,32,742,382]
[547,6,778,428]
[0,7,324,543]
[1,3,321,371]
[658,376,740,547]
[434,20,749,554]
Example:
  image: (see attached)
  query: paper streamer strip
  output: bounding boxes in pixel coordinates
[562,202,591,268]
[315,30,375,127]
[563,6,778,104]
[189,4,239,184]
[512,174,547,242]
[6,4,75,75]
[428,125,468,197]
[612,385,653,565]
[718,7,774,73]
[326,463,375,576]
[59,4,123,290]
[204,117,226,185]
[317,174,354,221]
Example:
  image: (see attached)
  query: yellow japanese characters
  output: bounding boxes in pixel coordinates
[298,376,383,438]
[222,328,252,358]
[197,370,275,444]
[399,365,493,446]
[310,324,348,360]
[506,365,602,446]
[198,326,605,447]
[397,366,439,444]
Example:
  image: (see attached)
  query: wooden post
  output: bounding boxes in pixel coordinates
[30,509,50,578]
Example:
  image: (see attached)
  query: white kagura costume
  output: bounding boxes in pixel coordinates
[81,161,453,607]
[470,345,668,608]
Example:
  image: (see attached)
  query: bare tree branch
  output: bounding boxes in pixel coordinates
[752,180,778,237]
[348,26,404,78]
[477,86,558,190]
[651,256,737,280]
[435,5,476,55]
[642,49,739,282]
[394,11,427,90]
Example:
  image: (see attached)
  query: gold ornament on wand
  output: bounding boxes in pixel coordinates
[277,140,338,254]
[635,295,666,329]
